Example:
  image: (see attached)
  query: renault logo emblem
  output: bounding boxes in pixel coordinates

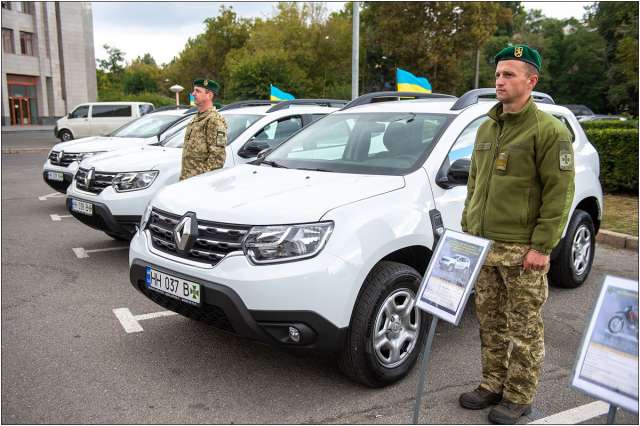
[84,168,94,187]
[173,212,197,252]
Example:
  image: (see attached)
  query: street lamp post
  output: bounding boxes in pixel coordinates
[169,84,184,106]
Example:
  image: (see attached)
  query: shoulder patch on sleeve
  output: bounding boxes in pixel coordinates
[216,130,226,147]
[559,149,573,171]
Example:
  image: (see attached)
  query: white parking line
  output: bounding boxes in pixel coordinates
[50,214,72,221]
[528,400,610,424]
[38,192,65,201]
[113,308,178,333]
[72,246,128,259]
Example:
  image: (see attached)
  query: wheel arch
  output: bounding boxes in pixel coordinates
[575,196,601,234]
[58,127,74,139]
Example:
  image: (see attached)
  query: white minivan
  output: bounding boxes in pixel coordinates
[54,102,154,141]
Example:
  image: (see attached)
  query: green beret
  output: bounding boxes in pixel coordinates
[193,78,220,94]
[495,45,542,71]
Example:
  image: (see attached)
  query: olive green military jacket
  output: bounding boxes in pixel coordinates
[461,97,575,255]
[180,107,228,181]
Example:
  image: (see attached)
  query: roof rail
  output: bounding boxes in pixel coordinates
[266,99,348,113]
[450,88,555,111]
[340,91,456,111]
[218,100,278,112]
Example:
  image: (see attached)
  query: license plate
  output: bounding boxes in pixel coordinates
[145,267,201,305]
[70,198,93,216]
[47,171,64,181]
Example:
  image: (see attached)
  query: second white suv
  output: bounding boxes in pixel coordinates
[66,100,346,240]
[128,90,603,387]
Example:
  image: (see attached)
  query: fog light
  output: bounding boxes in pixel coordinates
[288,326,301,343]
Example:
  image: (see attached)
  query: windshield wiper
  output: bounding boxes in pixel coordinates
[260,159,288,169]
[295,167,331,172]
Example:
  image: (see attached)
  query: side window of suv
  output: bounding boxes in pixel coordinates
[447,115,490,163]
[253,116,303,147]
[553,114,576,143]
[69,105,89,119]
[139,104,154,116]
[92,105,132,118]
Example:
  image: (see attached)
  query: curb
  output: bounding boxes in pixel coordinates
[597,230,638,251]
[2,147,51,154]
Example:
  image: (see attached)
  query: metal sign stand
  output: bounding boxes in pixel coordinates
[411,316,439,424]
[607,404,618,424]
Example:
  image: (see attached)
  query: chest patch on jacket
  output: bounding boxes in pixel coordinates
[559,150,573,171]
[495,152,509,172]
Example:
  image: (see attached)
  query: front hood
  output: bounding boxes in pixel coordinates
[153,165,404,224]
[80,145,181,172]
[52,136,154,153]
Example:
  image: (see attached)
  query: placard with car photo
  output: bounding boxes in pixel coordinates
[571,276,639,413]
[415,229,491,325]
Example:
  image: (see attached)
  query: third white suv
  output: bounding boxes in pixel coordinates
[128,90,602,387]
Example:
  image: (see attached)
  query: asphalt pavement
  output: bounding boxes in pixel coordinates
[1,146,638,424]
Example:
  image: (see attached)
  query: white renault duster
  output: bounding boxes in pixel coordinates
[128,90,603,387]
[66,100,345,240]
[42,108,192,193]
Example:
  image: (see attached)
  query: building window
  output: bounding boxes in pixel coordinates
[1,2,11,10]
[16,2,34,14]
[19,31,34,56]
[2,28,14,53]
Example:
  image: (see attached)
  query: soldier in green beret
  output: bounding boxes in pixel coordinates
[458,45,575,423]
[180,78,228,181]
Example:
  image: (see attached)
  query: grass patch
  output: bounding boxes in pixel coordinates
[602,194,638,236]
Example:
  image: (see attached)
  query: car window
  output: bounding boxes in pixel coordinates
[268,112,453,175]
[111,114,183,138]
[447,115,490,163]
[252,116,303,147]
[161,113,262,148]
[69,105,89,119]
[92,105,132,118]
[311,114,327,122]
[139,104,154,116]
[553,114,576,143]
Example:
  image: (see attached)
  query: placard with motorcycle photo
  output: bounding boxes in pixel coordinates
[571,275,638,413]
[415,229,491,325]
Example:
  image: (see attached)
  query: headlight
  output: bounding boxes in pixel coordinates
[242,222,334,264]
[112,170,158,192]
[78,151,105,161]
[140,204,153,230]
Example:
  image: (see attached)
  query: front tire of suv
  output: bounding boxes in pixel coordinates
[59,129,73,141]
[339,261,428,387]
[549,209,596,289]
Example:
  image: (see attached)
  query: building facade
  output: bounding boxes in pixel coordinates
[1,1,97,126]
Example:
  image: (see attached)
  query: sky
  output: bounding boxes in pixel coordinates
[92,2,595,66]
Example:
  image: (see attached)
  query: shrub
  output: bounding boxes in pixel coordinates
[584,128,638,193]
[98,91,176,107]
[580,120,638,130]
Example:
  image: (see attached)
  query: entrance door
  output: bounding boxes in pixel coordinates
[9,96,32,126]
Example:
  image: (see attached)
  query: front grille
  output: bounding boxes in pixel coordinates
[75,167,117,194]
[49,151,82,167]
[147,208,250,265]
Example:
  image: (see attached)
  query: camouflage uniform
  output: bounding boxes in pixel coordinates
[475,241,549,404]
[180,107,227,181]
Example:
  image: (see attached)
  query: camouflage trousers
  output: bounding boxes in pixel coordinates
[474,242,549,405]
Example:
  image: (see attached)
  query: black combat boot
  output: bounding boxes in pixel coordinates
[488,399,532,424]
[459,386,502,410]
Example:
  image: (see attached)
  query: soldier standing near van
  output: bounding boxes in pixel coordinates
[459,45,575,424]
[180,78,227,181]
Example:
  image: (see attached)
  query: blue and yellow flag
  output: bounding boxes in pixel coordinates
[396,68,432,93]
[270,85,295,101]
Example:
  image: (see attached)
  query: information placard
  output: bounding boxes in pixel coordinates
[415,229,491,325]
[571,276,639,414]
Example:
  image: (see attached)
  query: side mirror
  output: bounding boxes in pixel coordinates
[257,148,273,161]
[436,158,470,189]
[238,140,271,158]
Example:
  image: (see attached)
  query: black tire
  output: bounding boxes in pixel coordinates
[549,209,596,289]
[338,261,429,387]
[59,129,73,141]
[608,316,624,334]
[105,232,131,242]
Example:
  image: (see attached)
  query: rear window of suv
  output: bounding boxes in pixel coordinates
[266,112,453,175]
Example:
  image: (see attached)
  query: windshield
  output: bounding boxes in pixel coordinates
[265,112,453,175]
[161,113,262,148]
[110,114,185,138]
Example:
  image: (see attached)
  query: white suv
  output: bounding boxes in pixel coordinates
[43,108,192,193]
[65,100,345,240]
[128,90,603,387]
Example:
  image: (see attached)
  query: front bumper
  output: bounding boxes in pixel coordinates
[66,196,140,239]
[43,170,74,193]
[128,230,358,353]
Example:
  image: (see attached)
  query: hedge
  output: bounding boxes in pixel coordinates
[98,91,176,107]
[581,120,638,130]
[583,128,638,193]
